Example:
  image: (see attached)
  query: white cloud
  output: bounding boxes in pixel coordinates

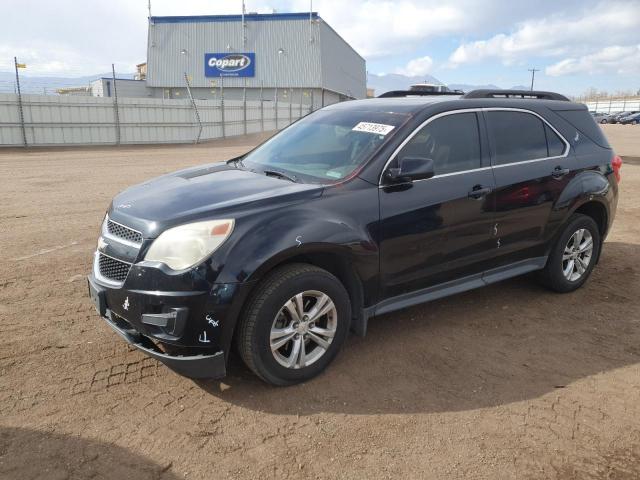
[291,0,471,58]
[447,1,640,67]
[546,45,640,76]
[395,56,434,76]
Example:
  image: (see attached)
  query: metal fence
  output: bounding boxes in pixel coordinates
[583,98,640,113]
[0,93,313,147]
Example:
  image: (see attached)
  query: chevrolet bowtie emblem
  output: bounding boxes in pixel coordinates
[97,237,108,251]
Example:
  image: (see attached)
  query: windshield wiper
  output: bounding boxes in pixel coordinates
[263,169,299,183]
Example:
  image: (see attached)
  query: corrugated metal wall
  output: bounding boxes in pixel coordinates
[584,99,640,113]
[0,93,310,147]
[146,16,365,99]
[319,23,367,99]
[147,18,323,89]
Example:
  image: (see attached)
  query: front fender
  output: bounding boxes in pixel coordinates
[219,211,379,286]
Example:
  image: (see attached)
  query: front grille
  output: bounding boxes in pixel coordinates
[98,253,131,282]
[107,219,143,244]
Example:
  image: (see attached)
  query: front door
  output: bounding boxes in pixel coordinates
[378,111,496,300]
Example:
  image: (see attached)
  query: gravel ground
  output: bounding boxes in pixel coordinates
[1,125,639,480]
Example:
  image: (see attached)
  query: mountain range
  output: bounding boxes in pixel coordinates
[1,70,528,97]
[0,71,135,94]
[367,73,529,96]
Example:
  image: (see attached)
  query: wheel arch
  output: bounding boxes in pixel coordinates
[573,200,608,237]
[241,244,368,337]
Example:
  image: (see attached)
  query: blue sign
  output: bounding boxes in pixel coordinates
[205,53,255,77]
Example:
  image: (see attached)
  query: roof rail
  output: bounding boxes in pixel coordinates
[463,89,570,101]
[378,90,463,98]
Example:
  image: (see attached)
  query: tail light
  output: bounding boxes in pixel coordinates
[612,154,622,183]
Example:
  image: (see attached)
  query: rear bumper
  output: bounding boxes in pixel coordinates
[88,275,228,379]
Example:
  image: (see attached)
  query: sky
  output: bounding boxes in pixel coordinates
[1,0,639,96]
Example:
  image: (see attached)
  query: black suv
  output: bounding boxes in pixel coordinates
[88,89,621,385]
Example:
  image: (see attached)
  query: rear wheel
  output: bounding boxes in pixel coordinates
[538,214,600,293]
[236,263,351,385]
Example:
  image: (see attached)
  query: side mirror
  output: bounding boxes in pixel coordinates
[385,156,435,183]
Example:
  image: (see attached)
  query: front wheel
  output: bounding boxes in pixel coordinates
[538,214,601,293]
[236,264,351,385]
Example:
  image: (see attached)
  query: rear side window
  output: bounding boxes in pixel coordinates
[397,112,481,175]
[487,111,548,165]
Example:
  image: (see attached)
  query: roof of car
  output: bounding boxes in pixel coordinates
[324,96,464,114]
[325,96,584,116]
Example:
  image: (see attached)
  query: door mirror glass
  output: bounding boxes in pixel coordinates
[386,156,435,183]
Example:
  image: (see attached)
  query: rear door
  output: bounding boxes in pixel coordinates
[378,111,496,299]
[484,108,574,265]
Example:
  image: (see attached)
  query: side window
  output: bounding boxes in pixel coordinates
[486,111,548,165]
[397,112,481,176]
[545,124,566,157]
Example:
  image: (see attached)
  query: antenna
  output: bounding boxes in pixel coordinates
[241,0,247,48]
[309,0,313,42]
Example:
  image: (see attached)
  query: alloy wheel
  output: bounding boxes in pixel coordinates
[270,290,338,369]
[562,228,594,281]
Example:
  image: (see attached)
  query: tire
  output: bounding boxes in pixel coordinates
[538,213,601,293]
[600,119,608,124]
[236,263,351,386]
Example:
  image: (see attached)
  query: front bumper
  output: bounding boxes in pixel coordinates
[88,275,230,379]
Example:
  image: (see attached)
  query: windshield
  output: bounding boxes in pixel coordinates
[239,109,409,183]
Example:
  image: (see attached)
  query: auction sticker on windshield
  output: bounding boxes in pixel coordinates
[352,122,395,136]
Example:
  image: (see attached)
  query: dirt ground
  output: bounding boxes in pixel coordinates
[1,125,639,480]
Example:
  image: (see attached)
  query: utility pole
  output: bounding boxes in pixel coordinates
[528,68,539,91]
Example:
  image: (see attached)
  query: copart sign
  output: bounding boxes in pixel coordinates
[205,53,255,77]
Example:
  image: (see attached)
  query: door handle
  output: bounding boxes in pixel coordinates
[468,185,492,199]
[551,166,570,179]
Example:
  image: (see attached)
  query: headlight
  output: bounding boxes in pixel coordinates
[144,219,235,270]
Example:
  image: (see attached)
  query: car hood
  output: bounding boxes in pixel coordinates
[108,163,323,237]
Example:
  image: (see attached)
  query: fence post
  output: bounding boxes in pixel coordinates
[260,81,264,132]
[275,87,279,129]
[220,77,226,138]
[184,72,203,144]
[14,57,27,147]
[243,78,247,136]
[299,88,303,119]
[289,88,293,125]
[310,90,315,113]
[111,64,121,145]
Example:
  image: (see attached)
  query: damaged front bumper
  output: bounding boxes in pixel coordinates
[88,275,226,379]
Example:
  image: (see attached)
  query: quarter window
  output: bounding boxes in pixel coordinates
[397,112,481,176]
[487,111,549,165]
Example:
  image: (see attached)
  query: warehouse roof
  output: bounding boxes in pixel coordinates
[150,12,320,24]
